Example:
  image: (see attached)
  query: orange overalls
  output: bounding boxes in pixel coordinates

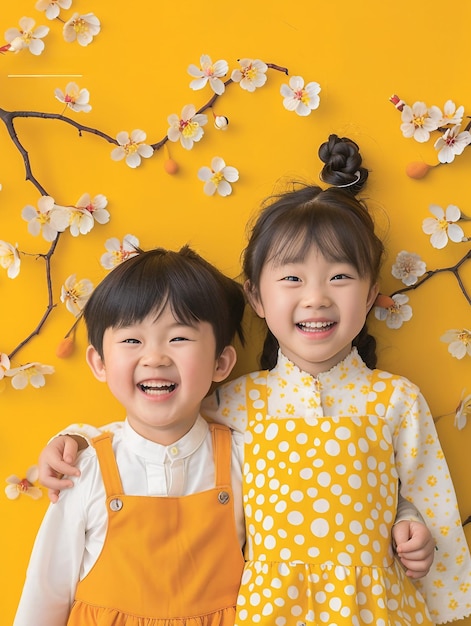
[67,423,244,626]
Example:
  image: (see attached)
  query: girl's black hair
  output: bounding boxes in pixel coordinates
[84,245,245,359]
[243,134,384,370]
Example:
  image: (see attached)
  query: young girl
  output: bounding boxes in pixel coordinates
[201,134,471,625]
[14,247,246,626]
[38,137,454,624]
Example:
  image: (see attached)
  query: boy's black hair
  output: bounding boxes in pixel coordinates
[83,245,245,359]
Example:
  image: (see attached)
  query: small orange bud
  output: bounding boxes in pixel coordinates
[56,336,75,359]
[164,158,179,175]
[406,162,432,179]
[374,294,395,309]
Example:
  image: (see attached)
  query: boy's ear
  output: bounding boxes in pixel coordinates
[86,345,107,382]
[213,345,237,383]
[244,279,265,319]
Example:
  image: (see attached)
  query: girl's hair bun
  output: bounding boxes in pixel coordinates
[318,134,368,192]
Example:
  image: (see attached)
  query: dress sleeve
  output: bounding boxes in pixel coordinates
[390,382,471,624]
[201,375,249,433]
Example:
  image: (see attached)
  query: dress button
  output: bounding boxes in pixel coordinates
[218,490,230,504]
[170,446,179,456]
[109,498,123,511]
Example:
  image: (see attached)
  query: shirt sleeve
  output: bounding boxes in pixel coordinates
[390,381,471,624]
[13,450,105,626]
[49,421,125,446]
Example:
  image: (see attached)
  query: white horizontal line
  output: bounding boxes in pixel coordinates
[8,74,83,78]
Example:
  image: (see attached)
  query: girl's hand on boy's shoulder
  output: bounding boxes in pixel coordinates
[38,435,82,502]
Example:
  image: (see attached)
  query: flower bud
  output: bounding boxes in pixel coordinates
[406,162,432,179]
[56,336,75,359]
[164,158,179,175]
[374,294,395,309]
[214,116,229,130]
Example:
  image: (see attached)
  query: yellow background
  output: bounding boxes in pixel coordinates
[1,1,471,623]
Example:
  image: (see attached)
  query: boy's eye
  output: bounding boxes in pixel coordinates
[331,273,351,281]
[122,338,140,344]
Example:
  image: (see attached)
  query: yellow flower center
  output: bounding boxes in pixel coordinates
[124,141,139,155]
[73,18,88,34]
[182,120,199,138]
[243,65,257,80]
[458,330,471,345]
[295,88,309,105]
[211,171,224,186]
[413,114,427,128]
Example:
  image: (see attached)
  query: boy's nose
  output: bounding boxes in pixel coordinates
[142,350,172,367]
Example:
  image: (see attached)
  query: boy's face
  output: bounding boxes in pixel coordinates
[86,305,236,445]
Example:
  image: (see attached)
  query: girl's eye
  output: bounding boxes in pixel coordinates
[282,275,300,282]
[170,336,189,343]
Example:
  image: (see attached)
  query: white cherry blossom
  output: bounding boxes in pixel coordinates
[35,0,72,20]
[5,362,55,389]
[434,125,471,163]
[391,251,426,286]
[231,59,268,92]
[63,12,100,46]
[167,105,208,150]
[54,82,91,112]
[280,76,321,116]
[61,274,94,316]
[374,293,412,329]
[400,101,442,143]
[422,204,464,249]
[111,130,154,168]
[198,157,239,197]
[440,329,471,359]
[5,16,49,55]
[21,196,69,242]
[439,100,464,127]
[100,235,140,270]
[188,55,228,95]
[0,241,21,278]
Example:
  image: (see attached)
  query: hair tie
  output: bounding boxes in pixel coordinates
[334,170,361,188]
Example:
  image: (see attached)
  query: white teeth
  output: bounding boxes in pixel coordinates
[298,321,333,329]
[139,382,176,394]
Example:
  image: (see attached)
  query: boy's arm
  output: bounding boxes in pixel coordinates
[14,465,89,625]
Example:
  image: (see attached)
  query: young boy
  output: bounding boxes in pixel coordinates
[14,246,246,626]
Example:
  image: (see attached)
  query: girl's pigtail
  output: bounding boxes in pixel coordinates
[260,329,279,371]
[318,134,368,194]
[352,324,377,369]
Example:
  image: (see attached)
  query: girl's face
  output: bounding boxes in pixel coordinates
[249,246,378,377]
[86,305,236,445]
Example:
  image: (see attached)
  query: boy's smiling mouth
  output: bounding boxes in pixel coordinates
[138,381,177,395]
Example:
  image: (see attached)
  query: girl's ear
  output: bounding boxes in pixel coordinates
[243,279,265,319]
[86,345,107,382]
[366,282,380,313]
[213,345,237,383]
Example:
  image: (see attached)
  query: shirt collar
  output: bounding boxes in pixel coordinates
[123,415,209,463]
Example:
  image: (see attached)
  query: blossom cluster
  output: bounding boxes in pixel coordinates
[2,6,100,55]
[374,203,470,362]
[391,95,471,166]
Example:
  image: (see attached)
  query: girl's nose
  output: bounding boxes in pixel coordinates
[301,286,331,308]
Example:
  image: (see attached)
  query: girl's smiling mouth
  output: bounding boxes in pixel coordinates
[296,321,335,332]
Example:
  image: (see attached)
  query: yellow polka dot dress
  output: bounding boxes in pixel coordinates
[207,349,471,625]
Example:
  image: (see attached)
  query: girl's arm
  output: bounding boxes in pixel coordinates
[38,421,124,500]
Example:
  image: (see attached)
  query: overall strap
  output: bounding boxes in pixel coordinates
[210,423,232,488]
[91,432,124,497]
